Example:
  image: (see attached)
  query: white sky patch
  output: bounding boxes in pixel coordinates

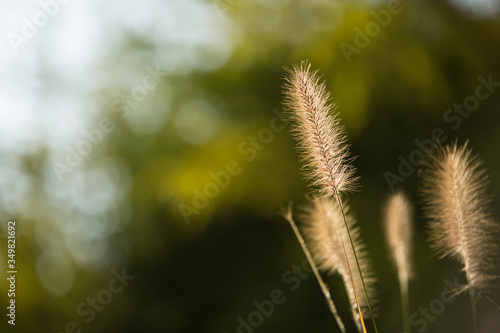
[452,0,500,15]
[0,0,235,159]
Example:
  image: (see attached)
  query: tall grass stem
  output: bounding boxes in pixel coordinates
[335,194,379,333]
[283,206,346,333]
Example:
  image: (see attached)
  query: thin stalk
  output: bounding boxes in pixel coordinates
[468,289,479,333]
[400,277,410,333]
[341,234,367,333]
[284,210,346,333]
[335,194,379,333]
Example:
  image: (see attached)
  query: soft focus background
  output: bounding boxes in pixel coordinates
[1,0,500,332]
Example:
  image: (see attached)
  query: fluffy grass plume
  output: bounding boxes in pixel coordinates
[302,197,377,329]
[421,142,500,332]
[421,142,500,293]
[384,191,413,333]
[282,60,358,199]
[385,191,413,285]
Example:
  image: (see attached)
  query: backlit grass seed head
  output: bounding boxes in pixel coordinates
[384,191,413,283]
[302,197,377,318]
[421,142,500,293]
[282,60,358,199]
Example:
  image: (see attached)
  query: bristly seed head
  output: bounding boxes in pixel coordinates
[421,142,500,294]
[302,197,378,318]
[384,191,413,284]
[282,60,358,199]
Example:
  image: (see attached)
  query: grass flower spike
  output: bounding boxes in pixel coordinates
[421,142,500,332]
[282,60,358,199]
[421,143,499,292]
[303,197,377,331]
[384,191,413,333]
